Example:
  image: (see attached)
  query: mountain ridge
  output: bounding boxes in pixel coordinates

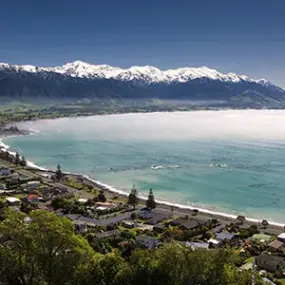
[0,60,276,86]
[0,60,284,108]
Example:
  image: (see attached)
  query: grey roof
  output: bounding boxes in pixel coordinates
[255,254,285,272]
[95,229,121,239]
[150,212,172,224]
[171,218,207,230]
[216,232,235,241]
[153,223,166,229]
[66,212,133,227]
[136,235,159,244]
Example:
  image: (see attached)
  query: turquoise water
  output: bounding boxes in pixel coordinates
[3,111,285,223]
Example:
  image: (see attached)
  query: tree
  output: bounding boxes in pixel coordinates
[0,209,93,285]
[19,156,27,167]
[97,190,107,202]
[146,188,156,209]
[55,164,62,181]
[51,196,72,211]
[261,219,269,229]
[237,215,246,225]
[128,185,139,210]
[15,152,20,165]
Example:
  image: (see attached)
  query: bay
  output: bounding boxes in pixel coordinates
[4,110,285,223]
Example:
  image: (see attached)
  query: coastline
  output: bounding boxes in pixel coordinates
[1,133,285,230]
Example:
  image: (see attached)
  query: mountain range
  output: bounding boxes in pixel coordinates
[0,60,284,108]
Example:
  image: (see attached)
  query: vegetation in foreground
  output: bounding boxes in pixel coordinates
[0,209,265,285]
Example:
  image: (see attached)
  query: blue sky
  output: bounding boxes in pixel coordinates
[1,0,285,87]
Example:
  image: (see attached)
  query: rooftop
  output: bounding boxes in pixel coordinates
[216,232,235,241]
[268,239,284,249]
[6,197,20,203]
[95,229,121,239]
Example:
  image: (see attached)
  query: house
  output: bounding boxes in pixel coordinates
[208,238,221,247]
[136,235,160,249]
[277,233,285,242]
[96,206,109,211]
[212,224,226,234]
[72,220,87,232]
[255,254,285,272]
[153,223,166,233]
[26,194,39,203]
[185,242,209,250]
[95,229,121,240]
[139,208,172,224]
[6,197,21,206]
[122,220,137,228]
[66,212,134,228]
[150,211,172,224]
[216,232,238,245]
[78,198,88,204]
[170,218,208,230]
[268,239,284,253]
[252,233,271,243]
[95,202,114,208]
[22,180,41,192]
[139,207,152,219]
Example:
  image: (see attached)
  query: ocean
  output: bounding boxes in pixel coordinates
[2,110,285,224]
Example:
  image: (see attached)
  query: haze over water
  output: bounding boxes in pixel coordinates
[4,110,285,223]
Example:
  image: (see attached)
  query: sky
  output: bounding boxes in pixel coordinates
[1,0,285,87]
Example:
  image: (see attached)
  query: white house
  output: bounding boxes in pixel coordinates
[6,197,21,206]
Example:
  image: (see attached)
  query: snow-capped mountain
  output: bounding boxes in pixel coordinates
[0,60,284,108]
[0,60,272,86]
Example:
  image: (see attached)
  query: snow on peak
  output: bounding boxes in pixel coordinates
[0,60,271,86]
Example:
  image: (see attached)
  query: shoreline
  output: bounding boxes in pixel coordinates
[1,133,285,229]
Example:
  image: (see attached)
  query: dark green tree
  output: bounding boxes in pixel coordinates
[55,164,62,181]
[128,185,139,210]
[15,152,20,165]
[146,188,156,209]
[97,190,107,202]
[19,156,27,167]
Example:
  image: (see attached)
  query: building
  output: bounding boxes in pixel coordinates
[268,239,284,253]
[216,232,238,245]
[255,254,285,273]
[139,207,152,219]
[22,180,41,192]
[185,242,209,250]
[170,218,208,230]
[208,238,221,247]
[136,235,160,249]
[95,229,121,240]
[153,223,166,233]
[78,198,88,204]
[6,197,21,206]
[139,208,172,224]
[122,220,137,228]
[252,233,272,243]
[66,212,134,227]
[277,233,285,242]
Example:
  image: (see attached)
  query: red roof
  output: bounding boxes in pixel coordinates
[27,194,38,199]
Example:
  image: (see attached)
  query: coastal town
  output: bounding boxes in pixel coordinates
[1,141,285,284]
